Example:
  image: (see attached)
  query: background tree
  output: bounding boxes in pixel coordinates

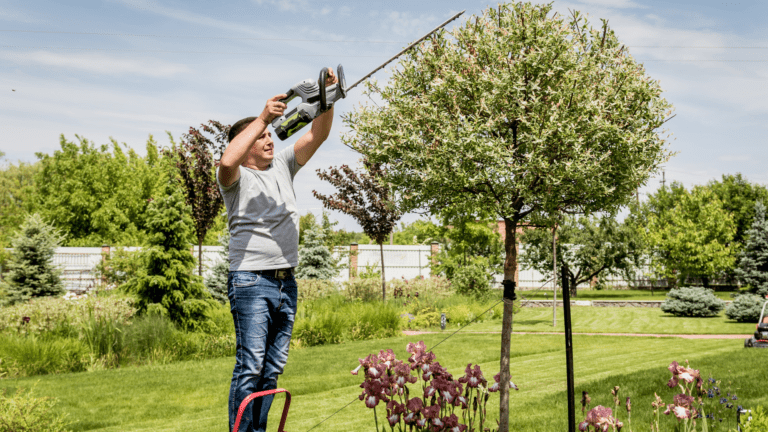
[707,173,768,249]
[735,201,768,297]
[644,186,735,287]
[341,3,673,429]
[34,135,165,246]
[0,158,40,246]
[167,121,229,276]
[1,213,65,304]
[296,224,337,280]
[433,217,504,296]
[313,161,402,300]
[392,220,443,245]
[299,211,369,248]
[122,183,212,330]
[520,214,644,297]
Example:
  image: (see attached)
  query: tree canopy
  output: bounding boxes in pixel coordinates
[34,135,167,246]
[520,214,644,296]
[342,3,673,428]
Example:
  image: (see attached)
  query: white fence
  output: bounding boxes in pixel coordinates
[43,244,648,292]
[47,244,436,291]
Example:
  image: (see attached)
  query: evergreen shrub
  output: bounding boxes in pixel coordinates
[204,231,229,304]
[122,183,213,331]
[660,287,725,317]
[2,214,65,305]
[296,225,337,280]
[0,386,71,432]
[725,293,765,322]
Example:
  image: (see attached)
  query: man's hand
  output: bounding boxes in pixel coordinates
[324,67,338,87]
[258,94,288,125]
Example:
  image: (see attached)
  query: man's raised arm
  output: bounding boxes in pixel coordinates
[218,94,287,187]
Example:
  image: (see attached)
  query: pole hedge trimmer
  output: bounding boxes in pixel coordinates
[271,10,465,141]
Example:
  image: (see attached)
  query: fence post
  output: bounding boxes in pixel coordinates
[101,244,110,284]
[349,243,358,279]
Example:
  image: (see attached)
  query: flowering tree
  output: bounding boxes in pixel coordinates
[342,3,673,428]
[313,161,401,300]
[167,120,229,276]
[353,341,518,432]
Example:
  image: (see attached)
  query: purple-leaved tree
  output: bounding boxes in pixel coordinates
[167,120,229,276]
[313,160,401,300]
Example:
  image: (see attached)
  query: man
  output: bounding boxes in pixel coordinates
[217,69,337,432]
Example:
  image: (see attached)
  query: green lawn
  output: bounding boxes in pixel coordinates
[517,288,739,301]
[458,306,756,335]
[2,333,765,431]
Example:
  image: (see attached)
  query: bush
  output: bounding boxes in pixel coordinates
[297,279,338,302]
[0,385,71,432]
[726,293,765,322]
[0,296,135,337]
[660,287,725,317]
[1,214,65,305]
[121,313,177,359]
[743,406,768,432]
[0,334,87,377]
[451,263,494,297]
[93,247,143,287]
[347,302,400,341]
[293,310,345,347]
[343,278,381,302]
[389,276,451,299]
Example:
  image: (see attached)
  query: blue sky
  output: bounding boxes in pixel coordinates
[1,0,767,231]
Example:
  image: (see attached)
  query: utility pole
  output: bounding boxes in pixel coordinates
[661,171,666,189]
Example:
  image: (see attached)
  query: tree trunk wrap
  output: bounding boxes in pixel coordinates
[499,218,517,432]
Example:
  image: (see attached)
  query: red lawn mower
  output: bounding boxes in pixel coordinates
[744,298,768,348]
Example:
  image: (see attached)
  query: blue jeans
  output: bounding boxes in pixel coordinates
[228,271,297,432]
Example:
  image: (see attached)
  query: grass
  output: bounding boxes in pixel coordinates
[1,333,764,431]
[517,288,739,301]
[459,306,756,335]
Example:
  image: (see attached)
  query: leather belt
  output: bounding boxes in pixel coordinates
[249,268,294,280]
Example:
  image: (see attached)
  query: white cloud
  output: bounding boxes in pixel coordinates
[0,51,191,78]
[573,0,646,9]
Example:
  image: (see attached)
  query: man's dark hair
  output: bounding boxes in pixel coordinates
[228,116,257,143]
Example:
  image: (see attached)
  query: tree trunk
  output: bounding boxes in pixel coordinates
[379,242,386,301]
[499,218,518,432]
[198,240,203,277]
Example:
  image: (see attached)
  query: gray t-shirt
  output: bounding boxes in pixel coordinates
[217,145,301,271]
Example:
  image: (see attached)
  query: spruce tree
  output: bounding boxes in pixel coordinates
[2,213,65,304]
[123,183,212,330]
[735,201,768,297]
[296,224,337,280]
[204,230,229,304]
